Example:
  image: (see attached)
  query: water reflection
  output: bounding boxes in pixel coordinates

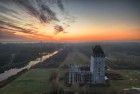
[0,50,59,81]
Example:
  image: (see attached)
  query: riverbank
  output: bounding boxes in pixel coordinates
[0,50,59,88]
[0,68,54,94]
[0,69,27,88]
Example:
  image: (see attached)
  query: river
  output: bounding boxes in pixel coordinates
[0,50,59,82]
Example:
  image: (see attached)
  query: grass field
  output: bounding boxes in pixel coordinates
[0,68,139,94]
[0,52,140,94]
[0,68,56,94]
[59,69,140,94]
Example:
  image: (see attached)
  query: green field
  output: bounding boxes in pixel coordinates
[0,68,140,94]
[0,69,56,94]
[0,52,140,94]
[59,69,140,94]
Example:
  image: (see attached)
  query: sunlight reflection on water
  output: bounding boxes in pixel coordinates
[0,50,59,81]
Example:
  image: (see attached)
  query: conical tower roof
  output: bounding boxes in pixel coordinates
[92,45,105,57]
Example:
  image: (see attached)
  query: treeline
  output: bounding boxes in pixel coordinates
[0,43,63,73]
[67,42,140,70]
[107,53,140,70]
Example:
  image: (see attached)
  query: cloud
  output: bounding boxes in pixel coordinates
[14,0,59,23]
[40,4,58,22]
[0,0,75,41]
[0,30,15,39]
[0,30,31,42]
[57,0,65,11]
[54,25,65,34]
[0,20,35,34]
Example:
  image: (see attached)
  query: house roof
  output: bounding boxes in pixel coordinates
[80,66,90,71]
[92,45,105,57]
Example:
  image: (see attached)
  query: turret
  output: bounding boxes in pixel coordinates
[90,45,106,84]
[92,45,105,57]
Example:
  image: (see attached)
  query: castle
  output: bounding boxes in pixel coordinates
[66,45,107,85]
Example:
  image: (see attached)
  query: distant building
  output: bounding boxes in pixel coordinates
[66,45,107,85]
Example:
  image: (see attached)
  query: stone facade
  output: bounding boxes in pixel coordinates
[66,45,106,85]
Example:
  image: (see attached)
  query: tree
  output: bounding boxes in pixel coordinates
[49,70,64,94]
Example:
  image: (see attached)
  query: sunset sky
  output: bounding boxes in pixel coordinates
[0,0,140,42]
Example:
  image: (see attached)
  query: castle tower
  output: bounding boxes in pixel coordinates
[90,45,105,84]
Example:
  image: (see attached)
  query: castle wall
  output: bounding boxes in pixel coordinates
[91,56,105,84]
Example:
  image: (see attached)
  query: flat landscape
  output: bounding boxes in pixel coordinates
[0,0,140,94]
[0,47,140,94]
[1,69,139,94]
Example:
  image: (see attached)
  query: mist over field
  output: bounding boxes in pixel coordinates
[0,42,140,72]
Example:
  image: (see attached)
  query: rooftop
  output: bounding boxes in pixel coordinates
[92,45,105,57]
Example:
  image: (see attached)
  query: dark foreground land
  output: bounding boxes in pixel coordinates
[0,43,63,73]
[0,42,140,94]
